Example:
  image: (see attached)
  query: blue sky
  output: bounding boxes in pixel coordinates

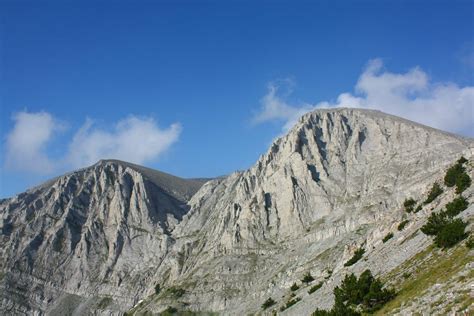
[1,0,473,197]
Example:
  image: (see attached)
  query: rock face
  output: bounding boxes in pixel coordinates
[0,160,206,315]
[1,108,473,315]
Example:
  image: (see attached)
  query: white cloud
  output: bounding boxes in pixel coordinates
[254,59,474,136]
[4,113,181,173]
[4,111,58,173]
[253,80,314,131]
[66,116,181,168]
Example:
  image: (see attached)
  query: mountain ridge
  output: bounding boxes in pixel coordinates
[1,108,473,315]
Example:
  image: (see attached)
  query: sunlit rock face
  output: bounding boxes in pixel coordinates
[1,108,473,315]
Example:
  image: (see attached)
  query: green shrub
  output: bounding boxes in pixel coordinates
[444,163,465,187]
[414,205,422,213]
[308,282,324,294]
[290,282,299,291]
[154,283,161,294]
[317,270,394,315]
[455,173,471,194]
[445,196,468,217]
[161,306,178,316]
[362,278,395,312]
[458,156,468,164]
[344,248,365,267]
[302,272,315,284]
[382,232,394,243]
[421,212,449,236]
[397,220,409,231]
[434,219,468,248]
[424,183,443,204]
[261,297,276,310]
[312,309,333,316]
[403,198,416,212]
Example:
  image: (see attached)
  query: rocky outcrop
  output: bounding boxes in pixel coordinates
[1,108,473,315]
[152,108,473,314]
[0,160,206,315]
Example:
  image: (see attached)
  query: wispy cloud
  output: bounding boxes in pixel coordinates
[4,112,181,174]
[252,79,314,131]
[67,116,181,168]
[5,112,59,173]
[253,59,474,136]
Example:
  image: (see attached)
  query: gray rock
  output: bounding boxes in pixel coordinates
[1,108,473,315]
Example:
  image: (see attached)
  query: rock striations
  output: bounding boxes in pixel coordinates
[1,108,473,315]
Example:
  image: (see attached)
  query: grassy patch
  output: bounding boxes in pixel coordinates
[375,243,472,315]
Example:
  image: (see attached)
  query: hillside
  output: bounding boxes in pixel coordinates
[1,108,473,315]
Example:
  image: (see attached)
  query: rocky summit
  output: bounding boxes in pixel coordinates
[1,108,473,315]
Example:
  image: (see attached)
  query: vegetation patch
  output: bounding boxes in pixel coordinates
[261,297,276,310]
[444,160,466,187]
[301,272,315,284]
[421,203,468,248]
[444,196,468,217]
[455,173,471,194]
[382,232,394,243]
[424,183,443,204]
[398,220,409,231]
[312,270,394,315]
[376,243,472,315]
[444,157,471,194]
[344,248,365,267]
[290,282,299,291]
[308,282,324,294]
[403,198,417,213]
[154,283,161,294]
[434,219,468,248]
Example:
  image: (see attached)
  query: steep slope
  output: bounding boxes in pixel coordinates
[0,160,207,315]
[1,108,473,316]
[133,108,473,314]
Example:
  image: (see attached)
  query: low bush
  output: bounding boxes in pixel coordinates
[344,248,365,267]
[302,272,315,284]
[154,283,161,294]
[290,282,299,291]
[444,163,465,187]
[455,173,471,194]
[414,205,422,213]
[445,196,468,217]
[397,220,409,231]
[434,219,468,248]
[403,198,416,212]
[161,307,178,316]
[421,212,449,236]
[382,232,394,243]
[261,297,276,310]
[458,156,468,164]
[308,282,324,294]
[421,207,468,248]
[313,270,394,315]
[424,183,443,204]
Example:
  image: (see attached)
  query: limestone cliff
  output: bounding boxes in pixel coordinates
[1,108,473,315]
